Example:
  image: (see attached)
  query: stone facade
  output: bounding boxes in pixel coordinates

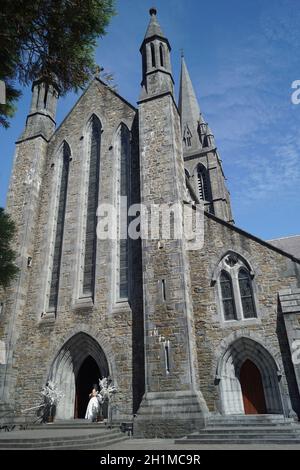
[190,213,300,418]
[1,9,300,437]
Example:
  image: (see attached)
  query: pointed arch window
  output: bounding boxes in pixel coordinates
[83,115,101,298]
[238,268,256,319]
[48,142,70,311]
[119,124,130,299]
[183,124,192,148]
[220,271,237,321]
[151,43,156,68]
[214,253,258,323]
[159,43,164,67]
[197,164,209,201]
[115,123,130,300]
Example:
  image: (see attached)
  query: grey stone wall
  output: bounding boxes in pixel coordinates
[1,79,143,419]
[189,213,300,416]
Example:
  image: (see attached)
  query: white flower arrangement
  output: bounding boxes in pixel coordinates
[98,377,117,402]
[40,381,64,406]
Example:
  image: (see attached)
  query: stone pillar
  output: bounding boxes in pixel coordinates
[0,79,57,407]
[134,91,209,437]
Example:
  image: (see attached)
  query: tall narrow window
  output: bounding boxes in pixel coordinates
[142,50,147,77]
[220,271,236,320]
[151,43,156,67]
[159,43,164,67]
[238,268,256,318]
[183,124,192,148]
[197,164,209,201]
[83,115,101,298]
[118,124,130,299]
[48,142,70,310]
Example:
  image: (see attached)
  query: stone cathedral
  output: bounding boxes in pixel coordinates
[1,9,300,437]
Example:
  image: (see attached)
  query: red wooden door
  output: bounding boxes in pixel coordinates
[240,359,267,414]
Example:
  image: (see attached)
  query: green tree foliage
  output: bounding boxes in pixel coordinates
[0,0,115,127]
[0,208,19,288]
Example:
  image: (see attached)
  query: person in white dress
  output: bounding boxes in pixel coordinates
[85,385,103,421]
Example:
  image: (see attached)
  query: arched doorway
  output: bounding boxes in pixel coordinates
[240,359,266,414]
[75,356,101,418]
[48,333,109,420]
[217,337,283,415]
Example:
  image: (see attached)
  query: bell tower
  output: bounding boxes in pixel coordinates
[0,78,58,406]
[139,8,174,100]
[135,9,209,437]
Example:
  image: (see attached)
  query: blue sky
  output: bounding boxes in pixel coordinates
[1,0,300,240]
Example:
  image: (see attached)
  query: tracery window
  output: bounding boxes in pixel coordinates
[216,253,257,322]
[82,115,101,298]
[220,271,237,321]
[48,142,70,311]
[238,268,256,319]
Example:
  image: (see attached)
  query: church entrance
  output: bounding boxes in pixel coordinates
[218,337,283,415]
[75,355,101,419]
[240,359,266,414]
[48,332,110,420]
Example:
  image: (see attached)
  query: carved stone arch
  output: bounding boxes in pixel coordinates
[47,329,117,420]
[51,138,73,165]
[215,330,282,377]
[83,112,104,136]
[192,161,207,176]
[211,250,256,285]
[111,119,132,140]
[44,324,118,386]
[215,334,283,415]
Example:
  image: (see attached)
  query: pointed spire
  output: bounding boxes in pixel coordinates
[144,8,164,39]
[139,8,174,101]
[179,57,202,151]
[179,57,201,130]
[205,124,216,147]
[179,57,217,152]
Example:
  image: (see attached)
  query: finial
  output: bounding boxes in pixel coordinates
[180,49,184,58]
[149,7,157,16]
[94,65,104,77]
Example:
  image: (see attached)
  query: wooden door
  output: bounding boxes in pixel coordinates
[240,359,267,414]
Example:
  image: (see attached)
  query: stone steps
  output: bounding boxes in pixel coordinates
[54,435,128,450]
[205,414,295,427]
[176,437,300,445]
[175,415,300,445]
[189,426,300,435]
[0,423,128,449]
[28,421,119,430]
[0,434,128,450]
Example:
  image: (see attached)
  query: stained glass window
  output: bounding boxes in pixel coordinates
[49,142,70,310]
[83,115,101,297]
[238,268,256,318]
[118,124,130,299]
[220,271,236,321]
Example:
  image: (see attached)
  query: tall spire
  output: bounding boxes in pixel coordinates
[144,7,165,40]
[178,57,203,152]
[179,57,233,223]
[179,57,201,126]
[139,8,174,101]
